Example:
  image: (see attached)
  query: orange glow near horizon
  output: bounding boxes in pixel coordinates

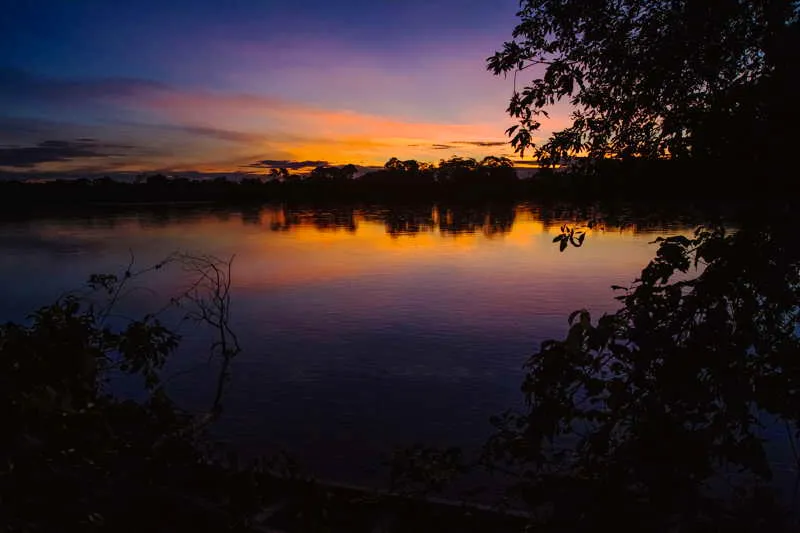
[0,68,578,175]
[3,83,575,175]
[30,206,685,297]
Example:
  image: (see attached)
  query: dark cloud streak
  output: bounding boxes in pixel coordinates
[408,141,507,150]
[0,139,137,168]
[451,140,507,147]
[244,159,329,170]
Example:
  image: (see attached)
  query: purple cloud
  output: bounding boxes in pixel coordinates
[0,139,137,168]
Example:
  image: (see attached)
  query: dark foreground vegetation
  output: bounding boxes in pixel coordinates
[0,252,530,532]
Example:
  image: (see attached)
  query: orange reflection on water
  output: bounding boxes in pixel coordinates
[27,205,690,300]
[207,207,680,295]
[17,204,698,337]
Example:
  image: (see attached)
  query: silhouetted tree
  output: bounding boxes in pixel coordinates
[340,163,358,181]
[483,213,800,531]
[384,157,404,172]
[435,157,479,186]
[146,174,169,186]
[478,156,512,169]
[478,156,517,186]
[357,158,436,190]
[384,158,424,174]
[489,0,800,164]
[307,164,357,184]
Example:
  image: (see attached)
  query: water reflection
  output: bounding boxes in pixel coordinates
[0,202,702,485]
[234,202,698,237]
[0,202,705,236]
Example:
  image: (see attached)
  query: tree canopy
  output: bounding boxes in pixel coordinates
[488,0,800,164]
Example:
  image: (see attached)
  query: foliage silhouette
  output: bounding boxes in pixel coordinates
[476,209,800,531]
[0,253,261,532]
[489,0,800,164]
[0,246,542,532]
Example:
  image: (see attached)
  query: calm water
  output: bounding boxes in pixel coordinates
[0,203,737,484]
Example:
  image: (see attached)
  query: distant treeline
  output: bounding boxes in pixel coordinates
[0,156,786,209]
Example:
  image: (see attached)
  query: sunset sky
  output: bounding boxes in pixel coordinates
[1,0,572,177]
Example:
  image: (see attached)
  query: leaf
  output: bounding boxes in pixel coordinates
[664,235,691,247]
[560,239,568,252]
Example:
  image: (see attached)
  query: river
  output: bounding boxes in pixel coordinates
[0,202,749,486]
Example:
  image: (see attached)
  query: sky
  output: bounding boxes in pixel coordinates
[0,0,571,177]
